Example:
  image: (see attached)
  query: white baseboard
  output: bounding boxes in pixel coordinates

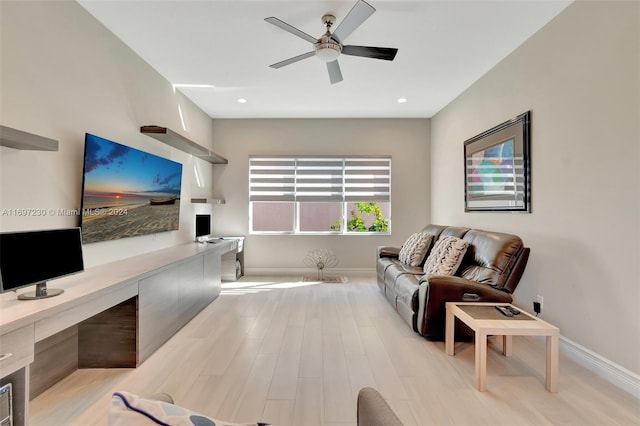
[560,336,640,399]
[243,267,375,276]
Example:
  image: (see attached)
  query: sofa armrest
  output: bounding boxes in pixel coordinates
[377,246,400,258]
[419,275,513,321]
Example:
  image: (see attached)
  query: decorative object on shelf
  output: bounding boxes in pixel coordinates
[303,248,339,281]
[140,125,227,164]
[464,111,531,212]
[190,198,225,204]
[0,125,58,151]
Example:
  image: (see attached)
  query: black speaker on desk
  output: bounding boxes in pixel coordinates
[195,214,211,241]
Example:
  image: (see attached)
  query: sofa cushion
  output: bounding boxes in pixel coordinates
[393,273,420,309]
[384,262,423,287]
[109,391,262,426]
[420,224,447,240]
[398,233,434,266]
[460,229,525,289]
[423,236,469,276]
[377,257,396,280]
[439,226,470,239]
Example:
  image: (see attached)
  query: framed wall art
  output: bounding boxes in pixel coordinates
[464,111,531,212]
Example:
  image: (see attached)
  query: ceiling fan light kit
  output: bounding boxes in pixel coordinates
[315,44,340,62]
[265,0,398,84]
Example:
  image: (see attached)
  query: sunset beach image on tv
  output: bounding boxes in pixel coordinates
[80,133,183,244]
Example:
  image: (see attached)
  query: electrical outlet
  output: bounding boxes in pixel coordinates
[533,301,541,314]
[536,295,544,311]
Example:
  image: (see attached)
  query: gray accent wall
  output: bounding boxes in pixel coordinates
[430,1,639,375]
[211,118,430,271]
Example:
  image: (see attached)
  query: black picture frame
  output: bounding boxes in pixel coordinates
[464,111,531,212]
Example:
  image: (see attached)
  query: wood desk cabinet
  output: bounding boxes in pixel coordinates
[0,325,34,426]
[0,240,235,426]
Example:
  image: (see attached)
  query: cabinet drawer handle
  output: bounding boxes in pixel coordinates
[0,353,13,362]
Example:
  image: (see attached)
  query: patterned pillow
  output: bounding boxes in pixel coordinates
[398,233,434,266]
[423,236,469,276]
[109,391,266,426]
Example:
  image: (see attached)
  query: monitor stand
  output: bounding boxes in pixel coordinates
[18,282,64,300]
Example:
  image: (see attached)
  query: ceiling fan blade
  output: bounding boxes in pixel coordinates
[265,17,318,44]
[327,60,343,84]
[269,51,315,69]
[332,0,376,43]
[342,45,398,61]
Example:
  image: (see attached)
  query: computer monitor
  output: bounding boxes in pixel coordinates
[195,214,211,241]
[0,228,84,300]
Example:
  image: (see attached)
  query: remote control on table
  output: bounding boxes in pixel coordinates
[506,306,520,315]
[495,306,513,317]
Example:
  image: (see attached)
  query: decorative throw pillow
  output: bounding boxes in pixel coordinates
[423,236,469,276]
[398,233,434,266]
[109,391,266,426]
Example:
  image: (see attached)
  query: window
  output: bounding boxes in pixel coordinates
[249,156,391,234]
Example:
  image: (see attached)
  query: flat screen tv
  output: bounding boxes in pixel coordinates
[80,133,183,244]
[0,227,84,300]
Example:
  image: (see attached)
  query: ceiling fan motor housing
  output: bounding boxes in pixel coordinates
[315,14,341,62]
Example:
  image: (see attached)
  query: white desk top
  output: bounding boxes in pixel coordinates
[0,240,236,335]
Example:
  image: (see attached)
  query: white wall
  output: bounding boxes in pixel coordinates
[0,1,217,268]
[431,1,639,374]
[211,118,430,272]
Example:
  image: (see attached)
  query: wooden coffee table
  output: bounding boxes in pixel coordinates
[445,302,559,392]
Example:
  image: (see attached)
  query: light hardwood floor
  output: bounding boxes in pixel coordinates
[30,274,639,425]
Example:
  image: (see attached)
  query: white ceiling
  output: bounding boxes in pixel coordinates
[77,0,572,119]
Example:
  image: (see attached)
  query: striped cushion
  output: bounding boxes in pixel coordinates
[423,236,469,276]
[109,391,263,426]
[398,233,434,266]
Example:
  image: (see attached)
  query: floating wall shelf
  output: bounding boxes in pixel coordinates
[0,125,59,151]
[140,126,227,164]
[191,198,226,205]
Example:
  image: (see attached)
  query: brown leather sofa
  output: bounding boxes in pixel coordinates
[377,224,530,339]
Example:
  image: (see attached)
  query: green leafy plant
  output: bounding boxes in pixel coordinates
[333,202,388,233]
[347,210,368,232]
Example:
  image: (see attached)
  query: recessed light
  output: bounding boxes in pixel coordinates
[237,98,247,104]
[397,97,407,103]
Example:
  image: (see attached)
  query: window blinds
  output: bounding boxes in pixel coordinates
[249,156,391,202]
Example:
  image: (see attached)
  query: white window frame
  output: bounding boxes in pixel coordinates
[249,155,391,235]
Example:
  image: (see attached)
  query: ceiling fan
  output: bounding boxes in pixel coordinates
[265,0,398,84]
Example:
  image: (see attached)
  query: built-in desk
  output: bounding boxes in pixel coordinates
[0,240,236,426]
[208,237,244,281]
